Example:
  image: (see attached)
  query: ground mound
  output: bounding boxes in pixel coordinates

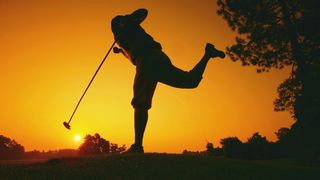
[1,154,319,179]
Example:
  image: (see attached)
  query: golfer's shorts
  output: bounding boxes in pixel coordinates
[130,50,164,110]
[131,50,202,109]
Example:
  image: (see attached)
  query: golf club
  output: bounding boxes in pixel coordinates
[63,40,117,130]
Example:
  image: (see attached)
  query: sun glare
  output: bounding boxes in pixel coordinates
[74,135,81,142]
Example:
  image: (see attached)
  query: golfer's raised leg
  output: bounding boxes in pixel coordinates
[158,43,225,88]
[189,43,225,82]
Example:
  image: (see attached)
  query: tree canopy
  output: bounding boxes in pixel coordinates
[78,133,126,155]
[217,0,320,115]
[217,0,320,161]
[0,135,24,160]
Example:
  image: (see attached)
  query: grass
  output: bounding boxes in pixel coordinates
[1,154,319,179]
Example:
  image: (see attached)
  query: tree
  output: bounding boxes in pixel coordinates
[78,133,126,155]
[78,133,110,155]
[206,142,223,156]
[247,132,268,144]
[217,0,319,115]
[217,0,320,160]
[0,135,25,160]
[110,143,126,154]
[275,127,290,141]
[246,132,271,159]
[220,137,243,158]
[206,142,214,155]
[273,127,292,158]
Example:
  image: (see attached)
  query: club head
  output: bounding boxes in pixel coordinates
[63,121,71,130]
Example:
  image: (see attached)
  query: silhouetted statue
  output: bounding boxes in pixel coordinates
[217,0,320,162]
[111,9,225,153]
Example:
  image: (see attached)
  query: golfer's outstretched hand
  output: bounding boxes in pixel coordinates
[113,47,122,54]
[113,47,130,59]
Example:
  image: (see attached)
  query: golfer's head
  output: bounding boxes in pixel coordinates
[111,14,143,35]
[111,16,123,35]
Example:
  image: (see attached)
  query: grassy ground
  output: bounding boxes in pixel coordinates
[1,154,319,179]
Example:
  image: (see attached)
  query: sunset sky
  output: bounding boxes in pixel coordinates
[0,0,293,153]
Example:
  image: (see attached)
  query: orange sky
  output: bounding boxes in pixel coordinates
[0,0,293,153]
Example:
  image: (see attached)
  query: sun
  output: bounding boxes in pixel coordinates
[74,134,81,142]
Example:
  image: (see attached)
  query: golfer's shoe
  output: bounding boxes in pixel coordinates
[205,43,225,59]
[123,144,144,154]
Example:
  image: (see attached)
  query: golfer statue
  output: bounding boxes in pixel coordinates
[112,9,225,153]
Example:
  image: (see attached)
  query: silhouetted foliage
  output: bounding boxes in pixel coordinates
[78,133,125,155]
[0,135,24,160]
[213,147,223,157]
[208,130,296,160]
[182,150,202,155]
[275,127,290,142]
[272,127,292,158]
[24,149,78,159]
[206,142,214,155]
[217,0,320,162]
[182,149,192,155]
[78,133,110,155]
[245,132,272,159]
[220,137,244,158]
[206,142,223,156]
[217,0,319,113]
[220,135,272,160]
[182,149,188,154]
[110,143,126,154]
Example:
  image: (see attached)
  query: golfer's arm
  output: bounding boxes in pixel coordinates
[129,8,148,24]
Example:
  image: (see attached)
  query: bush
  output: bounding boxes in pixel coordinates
[78,133,126,155]
[0,135,24,160]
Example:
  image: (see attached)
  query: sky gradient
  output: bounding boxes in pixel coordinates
[0,0,293,153]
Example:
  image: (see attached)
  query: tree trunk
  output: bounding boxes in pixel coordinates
[279,0,319,163]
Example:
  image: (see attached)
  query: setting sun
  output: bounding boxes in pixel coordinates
[74,135,81,142]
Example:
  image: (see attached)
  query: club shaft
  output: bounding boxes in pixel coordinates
[67,40,117,124]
